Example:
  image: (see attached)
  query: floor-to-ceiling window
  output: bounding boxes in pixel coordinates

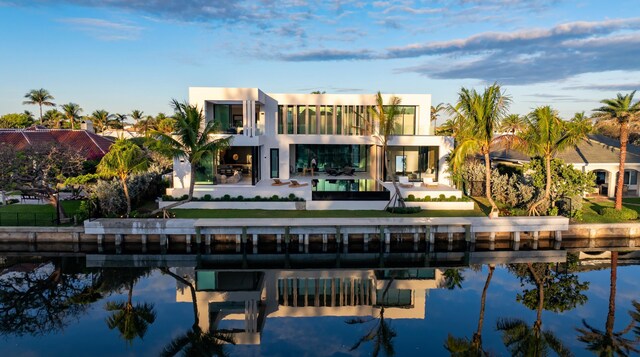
[384,146,438,182]
[293,144,369,172]
[270,148,279,178]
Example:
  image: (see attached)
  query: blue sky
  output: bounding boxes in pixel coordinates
[1,0,639,119]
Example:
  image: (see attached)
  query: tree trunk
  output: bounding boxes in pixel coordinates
[122,176,132,217]
[188,160,196,201]
[383,143,404,208]
[473,265,495,347]
[606,251,618,337]
[162,268,199,329]
[527,263,544,332]
[483,151,497,213]
[39,104,43,125]
[127,282,134,311]
[615,123,629,210]
[529,154,553,216]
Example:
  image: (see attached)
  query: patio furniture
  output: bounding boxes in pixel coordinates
[289,179,309,187]
[422,177,438,187]
[272,179,290,186]
[325,167,340,176]
[341,166,355,176]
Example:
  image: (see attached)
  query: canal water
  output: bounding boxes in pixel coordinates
[0,252,638,356]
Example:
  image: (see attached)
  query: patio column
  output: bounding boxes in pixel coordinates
[607,169,616,198]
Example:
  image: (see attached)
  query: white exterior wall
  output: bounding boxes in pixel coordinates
[173,87,453,192]
[572,162,640,198]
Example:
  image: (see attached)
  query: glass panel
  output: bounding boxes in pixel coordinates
[278,106,284,135]
[287,106,294,134]
[295,145,369,172]
[336,106,342,135]
[308,105,317,134]
[270,149,279,178]
[213,104,230,133]
[402,106,416,135]
[320,105,327,134]
[326,106,333,134]
[624,171,630,185]
[632,171,638,185]
[194,151,215,184]
[297,105,306,134]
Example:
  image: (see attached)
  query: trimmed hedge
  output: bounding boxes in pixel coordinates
[405,194,471,202]
[600,207,638,220]
[386,206,422,214]
[162,194,304,202]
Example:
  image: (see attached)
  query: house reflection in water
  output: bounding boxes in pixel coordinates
[175,268,444,345]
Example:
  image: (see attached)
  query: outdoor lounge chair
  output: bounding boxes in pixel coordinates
[289,179,309,188]
[422,177,438,187]
[272,179,290,186]
[325,167,340,176]
[341,166,355,176]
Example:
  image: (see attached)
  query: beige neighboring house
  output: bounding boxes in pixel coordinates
[101,126,142,140]
[491,134,640,198]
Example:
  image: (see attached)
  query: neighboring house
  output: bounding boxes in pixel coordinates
[101,127,143,140]
[170,87,456,204]
[0,125,114,160]
[491,134,640,198]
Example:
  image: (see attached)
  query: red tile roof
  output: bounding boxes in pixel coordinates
[0,128,114,160]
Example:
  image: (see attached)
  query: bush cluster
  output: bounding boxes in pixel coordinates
[90,172,167,217]
[405,194,470,202]
[162,193,304,202]
[600,207,639,220]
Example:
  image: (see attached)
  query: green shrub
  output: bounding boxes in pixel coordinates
[387,206,421,214]
[406,194,416,201]
[439,194,446,200]
[601,207,638,220]
[237,195,244,201]
[203,194,212,201]
[448,195,457,201]
[289,193,296,200]
[424,196,431,202]
[222,194,231,201]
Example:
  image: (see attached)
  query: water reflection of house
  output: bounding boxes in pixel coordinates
[175,268,444,345]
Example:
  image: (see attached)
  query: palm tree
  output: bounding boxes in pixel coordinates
[576,251,639,356]
[112,113,128,129]
[97,139,148,216]
[60,102,83,129]
[368,92,405,208]
[131,109,145,133]
[23,88,55,124]
[160,268,235,357]
[443,269,465,290]
[151,100,231,200]
[431,102,446,131]
[500,114,526,135]
[444,265,495,356]
[497,263,573,357]
[449,84,512,214]
[105,282,156,345]
[42,109,64,128]
[522,106,591,215]
[90,110,114,134]
[593,92,640,210]
[631,300,640,338]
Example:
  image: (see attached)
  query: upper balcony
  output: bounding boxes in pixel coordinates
[207,102,264,139]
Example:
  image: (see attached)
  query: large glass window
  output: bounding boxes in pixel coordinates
[385,146,438,181]
[270,149,279,178]
[294,144,369,172]
[213,104,230,133]
[308,105,317,134]
[286,106,294,134]
[336,106,342,135]
[277,106,284,135]
[194,151,215,184]
[297,106,306,134]
[326,105,334,134]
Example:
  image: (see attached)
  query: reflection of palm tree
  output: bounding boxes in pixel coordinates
[444,265,494,356]
[576,252,639,356]
[160,268,235,357]
[444,269,465,290]
[347,277,397,357]
[105,286,156,344]
[631,300,640,338]
[497,263,573,357]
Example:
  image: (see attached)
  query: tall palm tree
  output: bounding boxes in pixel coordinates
[593,91,640,210]
[576,251,639,356]
[500,114,526,135]
[369,92,405,208]
[444,265,495,356]
[97,139,149,216]
[443,268,465,290]
[60,102,83,129]
[497,263,573,357]
[105,281,156,345]
[522,106,591,215]
[449,84,512,214]
[90,110,114,134]
[112,113,128,129]
[160,268,235,357]
[152,100,231,200]
[23,88,55,124]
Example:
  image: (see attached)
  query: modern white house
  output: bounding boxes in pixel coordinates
[167,87,461,209]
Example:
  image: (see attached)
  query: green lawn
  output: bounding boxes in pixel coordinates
[576,198,640,223]
[170,207,486,219]
[622,197,640,204]
[0,201,84,226]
